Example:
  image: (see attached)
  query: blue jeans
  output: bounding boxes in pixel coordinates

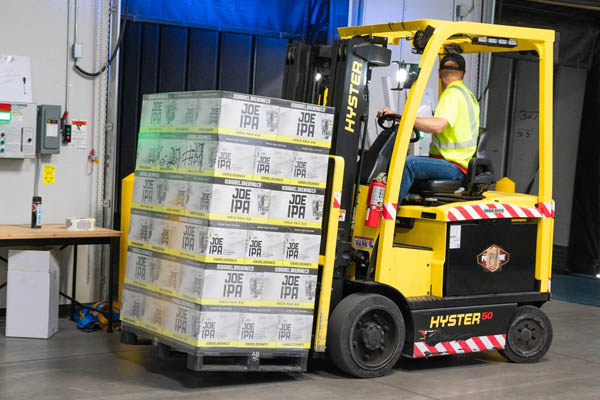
[398,156,465,203]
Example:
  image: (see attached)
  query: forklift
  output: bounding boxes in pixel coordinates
[284,20,556,378]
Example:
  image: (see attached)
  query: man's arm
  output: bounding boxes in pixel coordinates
[414,117,448,134]
[376,107,448,134]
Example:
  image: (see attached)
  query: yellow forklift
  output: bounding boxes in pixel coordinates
[284,19,556,378]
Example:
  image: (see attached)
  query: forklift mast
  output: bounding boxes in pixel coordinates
[283,36,391,309]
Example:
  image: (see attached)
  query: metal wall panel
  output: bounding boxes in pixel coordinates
[187,30,220,90]
[254,36,287,97]
[139,24,160,96]
[158,26,189,92]
[219,33,253,93]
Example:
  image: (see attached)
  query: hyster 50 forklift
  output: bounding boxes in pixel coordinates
[285,20,556,378]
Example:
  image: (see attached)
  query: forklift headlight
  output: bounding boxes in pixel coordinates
[396,68,408,85]
[392,61,420,90]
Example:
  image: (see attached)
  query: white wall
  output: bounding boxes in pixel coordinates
[0,0,109,306]
[357,0,484,150]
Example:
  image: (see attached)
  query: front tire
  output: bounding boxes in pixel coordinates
[499,305,553,363]
[327,293,405,378]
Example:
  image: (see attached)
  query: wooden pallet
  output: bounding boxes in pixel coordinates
[121,324,309,372]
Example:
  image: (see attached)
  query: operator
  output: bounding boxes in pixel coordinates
[377,53,480,203]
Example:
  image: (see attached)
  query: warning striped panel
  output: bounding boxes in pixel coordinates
[333,191,341,209]
[446,202,555,222]
[412,334,507,358]
[382,202,397,220]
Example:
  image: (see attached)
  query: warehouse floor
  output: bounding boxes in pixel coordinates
[1,299,599,400]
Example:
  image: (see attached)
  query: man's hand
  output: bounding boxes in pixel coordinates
[376,107,395,118]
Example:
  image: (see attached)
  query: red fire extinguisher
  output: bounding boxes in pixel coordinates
[365,179,386,227]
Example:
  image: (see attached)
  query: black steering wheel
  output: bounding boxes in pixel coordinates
[377,113,421,143]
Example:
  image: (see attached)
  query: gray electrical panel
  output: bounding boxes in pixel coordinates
[36,104,61,154]
[0,102,37,159]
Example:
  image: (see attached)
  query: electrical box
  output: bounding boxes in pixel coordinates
[0,102,37,159]
[36,105,61,154]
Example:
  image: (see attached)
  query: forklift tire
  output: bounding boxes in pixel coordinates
[499,305,553,363]
[327,293,405,378]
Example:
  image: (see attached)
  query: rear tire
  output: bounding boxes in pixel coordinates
[499,305,553,363]
[327,293,405,378]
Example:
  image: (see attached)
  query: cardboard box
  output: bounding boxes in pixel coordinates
[201,266,263,303]
[269,186,325,227]
[121,286,146,325]
[275,311,314,346]
[238,312,279,344]
[278,102,334,143]
[245,229,285,263]
[290,151,329,184]
[196,306,241,344]
[5,250,60,339]
[253,145,292,182]
[262,268,318,305]
[282,231,321,265]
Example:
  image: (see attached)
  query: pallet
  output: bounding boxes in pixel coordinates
[121,324,308,372]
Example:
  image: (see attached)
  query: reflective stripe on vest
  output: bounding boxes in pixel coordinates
[431,85,478,150]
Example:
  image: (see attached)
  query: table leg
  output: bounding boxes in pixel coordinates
[71,245,78,319]
[107,237,119,333]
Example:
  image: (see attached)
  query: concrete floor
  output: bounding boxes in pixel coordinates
[1,300,599,400]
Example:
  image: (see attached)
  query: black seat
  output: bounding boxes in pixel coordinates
[412,158,495,195]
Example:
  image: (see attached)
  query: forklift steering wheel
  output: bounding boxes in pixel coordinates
[377,113,421,143]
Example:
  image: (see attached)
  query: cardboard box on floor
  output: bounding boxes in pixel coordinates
[6,249,60,339]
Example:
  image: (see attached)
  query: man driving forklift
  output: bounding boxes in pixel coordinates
[377,53,480,203]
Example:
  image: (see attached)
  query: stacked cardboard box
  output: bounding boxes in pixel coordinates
[122,91,333,353]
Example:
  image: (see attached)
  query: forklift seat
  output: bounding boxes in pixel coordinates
[358,125,494,197]
[412,158,494,195]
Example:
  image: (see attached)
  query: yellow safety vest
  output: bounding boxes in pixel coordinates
[429,80,480,171]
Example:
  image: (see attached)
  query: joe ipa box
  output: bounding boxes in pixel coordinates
[244,229,285,265]
[290,151,329,187]
[274,310,315,348]
[170,217,207,257]
[132,171,161,207]
[142,292,170,334]
[177,263,205,301]
[277,102,334,146]
[218,93,280,136]
[128,211,155,246]
[150,257,180,295]
[196,306,241,346]
[147,214,181,251]
[203,223,248,263]
[261,268,317,307]
[282,230,321,267]
[269,185,325,228]
[164,298,203,347]
[205,179,271,223]
[253,145,293,184]
[121,285,147,326]
[158,175,194,212]
[125,247,157,288]
[135,132,163,171]
[201,266,263,304]
[238,311,279,346]
[202,139,256,178]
